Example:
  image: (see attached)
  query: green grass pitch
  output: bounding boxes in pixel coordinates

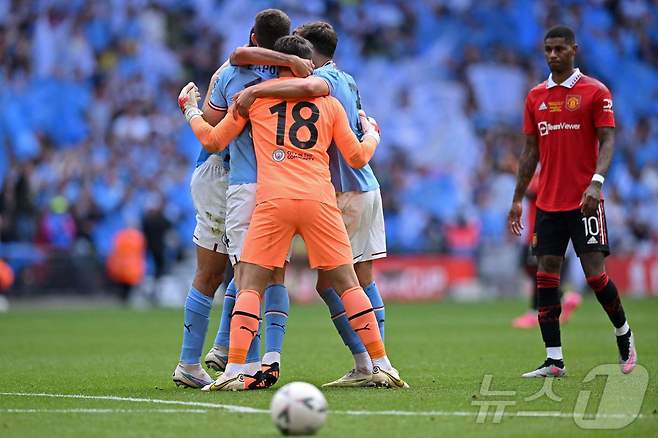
[0,298,656,437]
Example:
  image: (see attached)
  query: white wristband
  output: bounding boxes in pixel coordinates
[363,130,380,144]
[592,173,605,184]
[184,106,203,123]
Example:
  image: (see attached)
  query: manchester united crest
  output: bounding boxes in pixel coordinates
[565,95,581,111]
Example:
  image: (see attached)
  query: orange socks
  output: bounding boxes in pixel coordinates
[340,286,386,359]
[228,289,261,364]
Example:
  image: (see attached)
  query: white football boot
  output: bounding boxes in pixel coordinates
[204,346,228,372]
[201,372,265,392]
[372,366,410,388]
[172,363,214,388]
[522,358,566,378]
[322,369,374,388]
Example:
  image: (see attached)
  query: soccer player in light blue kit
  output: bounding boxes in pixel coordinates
[202,10,314,389]
[174,9,313,388]
[232,21,393,387]
[172,56,233,388]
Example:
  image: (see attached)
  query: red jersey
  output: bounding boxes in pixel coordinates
[523,69,615,212]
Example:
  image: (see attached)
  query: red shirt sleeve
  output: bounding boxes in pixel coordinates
[592,86,615,128]
[522,94,536,135]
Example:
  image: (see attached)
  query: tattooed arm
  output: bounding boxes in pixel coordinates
[508,134,539,236]
[580,127,615,216]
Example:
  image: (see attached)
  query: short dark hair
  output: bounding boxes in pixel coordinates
[253,9,291,50]
[247,26,255,47]
[544,25,576,44]
[294,21,337,58]
[273,35,313,60]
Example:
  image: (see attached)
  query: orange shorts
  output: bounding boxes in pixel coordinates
[241,199,353,270]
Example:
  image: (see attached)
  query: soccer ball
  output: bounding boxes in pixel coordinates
[270,382,328,435]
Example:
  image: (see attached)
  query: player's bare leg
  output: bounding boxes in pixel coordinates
[193,246,228,297]
[522,255,566,377]
[580,252,636,373]
[354,260,373,288]
[174,246,227,388]
[324,264,407,389]
[203,262,271,391]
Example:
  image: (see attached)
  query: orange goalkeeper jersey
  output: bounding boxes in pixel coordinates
[192,77,378,206]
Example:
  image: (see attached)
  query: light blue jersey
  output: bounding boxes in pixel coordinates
[195,147,229,170]
[314,62,379,192]
[195,74,230,169]
[209,64,278,186]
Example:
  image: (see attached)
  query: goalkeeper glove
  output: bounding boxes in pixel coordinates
[178,82,203,122]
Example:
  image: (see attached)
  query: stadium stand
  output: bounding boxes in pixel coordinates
[1,0,656,293]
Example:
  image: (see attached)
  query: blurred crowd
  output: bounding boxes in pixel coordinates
[1,0,657,275]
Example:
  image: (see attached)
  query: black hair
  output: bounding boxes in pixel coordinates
[544,25,576,44]
[273,35,314,60]
[294,21,337,58]
[247,26,255,47]
[253,9,291,50]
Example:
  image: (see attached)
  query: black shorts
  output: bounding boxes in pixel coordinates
[532,201,610,258]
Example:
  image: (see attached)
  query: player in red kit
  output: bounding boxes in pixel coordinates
[511,170,582,329]
[508,26,637,377]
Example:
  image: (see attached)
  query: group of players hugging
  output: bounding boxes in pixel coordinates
[172,9,637,392]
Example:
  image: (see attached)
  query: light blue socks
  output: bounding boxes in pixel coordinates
[180,287,213,364]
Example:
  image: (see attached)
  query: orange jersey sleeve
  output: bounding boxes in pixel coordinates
[329,98,377,168]
[189,109,248,152]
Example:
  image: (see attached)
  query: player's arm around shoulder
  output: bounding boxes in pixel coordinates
[329,97,380,168]
[230,46,313,78]
[231,76,330,119]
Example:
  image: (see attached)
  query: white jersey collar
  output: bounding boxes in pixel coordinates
[546,68,582,89]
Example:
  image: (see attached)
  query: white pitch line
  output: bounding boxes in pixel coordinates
[333,409,648,419]
[515,411,646,419]
[0,408,207,414]
[0,392,268,414]
[0,392,649,420]
[332,409,474,417]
